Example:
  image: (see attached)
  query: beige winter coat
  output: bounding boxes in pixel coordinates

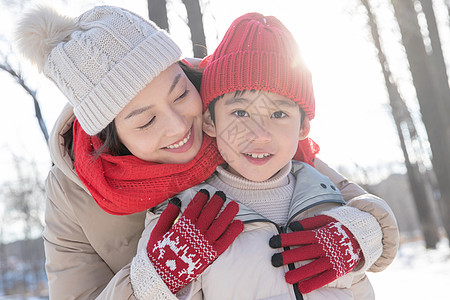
[132,162,383,300]
[43,104,399,299]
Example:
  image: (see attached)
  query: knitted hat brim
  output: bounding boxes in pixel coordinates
[201,50,315,120]
[74,30,182,135]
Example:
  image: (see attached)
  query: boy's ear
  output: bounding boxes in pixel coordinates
[203,109,217,137]
[298,117,310,141]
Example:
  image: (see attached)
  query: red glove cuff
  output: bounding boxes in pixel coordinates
[148,215,217,293]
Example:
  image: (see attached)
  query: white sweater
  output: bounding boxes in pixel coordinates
[208,163,294,225]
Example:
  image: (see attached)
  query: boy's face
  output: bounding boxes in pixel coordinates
[203,90,310,182]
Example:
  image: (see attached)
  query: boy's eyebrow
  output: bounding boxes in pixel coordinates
[124,73,183,120]
[224,97,249,106]
[224,97,296,108]
[273,99,297,107]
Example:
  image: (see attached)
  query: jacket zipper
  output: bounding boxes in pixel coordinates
[278,224,304,300]
[243,219,304,300]
[244,219,304,299]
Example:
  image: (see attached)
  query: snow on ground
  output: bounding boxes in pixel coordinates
[368,238,450,300]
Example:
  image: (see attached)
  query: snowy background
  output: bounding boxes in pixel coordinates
[368,239,450,299]
[1,0,450,299]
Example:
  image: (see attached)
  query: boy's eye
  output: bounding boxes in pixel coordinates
[137,116,155,130]
[233,110,249,117]
[272,111,287,119]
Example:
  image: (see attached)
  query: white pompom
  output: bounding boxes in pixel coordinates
[15,5,77,72]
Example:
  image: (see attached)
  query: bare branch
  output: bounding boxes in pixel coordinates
[0,59,49,144]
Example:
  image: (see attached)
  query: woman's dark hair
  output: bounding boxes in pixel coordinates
[179,60,203,92]
[62,60,203,158]
[95,121,132,156]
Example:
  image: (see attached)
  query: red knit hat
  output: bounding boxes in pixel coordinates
[200,12,315,120]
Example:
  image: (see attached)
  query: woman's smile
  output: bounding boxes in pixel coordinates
[164,127,195,153]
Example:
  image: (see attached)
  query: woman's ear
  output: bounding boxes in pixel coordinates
[298,116,310,141]
[203,109,217,137]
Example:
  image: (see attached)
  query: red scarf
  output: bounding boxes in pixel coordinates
[73,119,318,215]
[294,138,320,167]
[73,119,225,215]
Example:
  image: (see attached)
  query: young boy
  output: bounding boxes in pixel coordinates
[131,13,392,300]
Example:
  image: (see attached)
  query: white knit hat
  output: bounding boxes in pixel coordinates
[15,5,182,135]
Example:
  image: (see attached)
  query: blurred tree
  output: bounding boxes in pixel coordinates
[181,0,207,58]
[393,0,450,245]
[147,0,169,31]
[0,0,50,144]
[2,154,45,240]
[360,0,440,248]
[0,54,49,144]
[419,0,450,111]
[147,0,207,57]
[0,226,6,293]
[0,154,46,296]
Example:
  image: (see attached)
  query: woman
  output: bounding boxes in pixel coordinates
[16,5,398,300]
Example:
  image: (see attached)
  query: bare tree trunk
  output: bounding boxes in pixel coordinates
[147,0,207,57]
[393,0,450,245]
[418,0,450,241]
[361,0,440,248]
[147,0,169,31]
[181,0,207,58]
[419,0,450,113]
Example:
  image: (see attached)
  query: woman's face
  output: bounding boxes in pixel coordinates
[115,63,203,164]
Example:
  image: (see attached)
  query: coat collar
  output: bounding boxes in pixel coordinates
[163,161,345,229]
[48,103,88,193]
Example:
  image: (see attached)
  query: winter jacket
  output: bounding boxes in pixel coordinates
[43,104,398,299]
[131,162,383,299]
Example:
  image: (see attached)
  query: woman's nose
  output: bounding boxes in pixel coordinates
[163,109,187,137]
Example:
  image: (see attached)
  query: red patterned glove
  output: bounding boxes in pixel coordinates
[269,215,362,294]
[147,189,243,294]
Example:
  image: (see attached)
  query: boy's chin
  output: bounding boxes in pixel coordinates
[226,164,277,182]
[241,172,277,182]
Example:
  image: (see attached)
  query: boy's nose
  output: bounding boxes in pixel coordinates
[246,123,272,143]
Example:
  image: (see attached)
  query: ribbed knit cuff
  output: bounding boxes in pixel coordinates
[322,206,383,274]
[130,248,177,300]
[75,31,182,135]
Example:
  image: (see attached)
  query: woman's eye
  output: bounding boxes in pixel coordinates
[272,111,287,119]
[233,110,249,117]
[175,89,190,101]
[138,116,155,130]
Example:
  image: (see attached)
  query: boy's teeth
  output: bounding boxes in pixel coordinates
[167,130,191,149]
[246,153,270,158]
